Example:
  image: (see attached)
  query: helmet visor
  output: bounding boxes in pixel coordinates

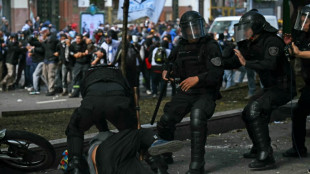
[294,10,310,31]
[234,23,253,43]
[180,19,206,40]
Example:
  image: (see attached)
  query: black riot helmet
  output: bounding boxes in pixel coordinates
[294,4,310,32]
[234,9,277,43]
[179,11,207,41]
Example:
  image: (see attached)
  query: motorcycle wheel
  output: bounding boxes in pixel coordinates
[0,130,56,171]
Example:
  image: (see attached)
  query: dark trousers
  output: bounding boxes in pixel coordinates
[242,87,292,152]
[96,129,155,174]
[71,62,89,94]
[157,92,216,140]
[65,89,138,158]
[292,85,310,150]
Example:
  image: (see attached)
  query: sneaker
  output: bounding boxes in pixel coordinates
[244,94,253,100]
[27,87,34,92]
[146,90,152,95]
[148,139,184,156]
[29,91,40,95]
[46,91,56,96]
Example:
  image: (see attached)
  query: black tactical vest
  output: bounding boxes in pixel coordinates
[175,39,209,87]
[80,65,131,97]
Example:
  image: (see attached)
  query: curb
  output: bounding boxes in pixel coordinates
[47,102,296,169]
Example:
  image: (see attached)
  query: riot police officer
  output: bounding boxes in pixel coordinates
[283,4,310,158]
[223,9,296,169]
[156,11,224,174]
[65,64,137,174]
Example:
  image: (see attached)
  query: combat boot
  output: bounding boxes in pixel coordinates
[248,149,276,170]
[283,147,307,157]
[66,156,89,174]
[248,120,276,170]
[145,155,169,174]
[186,109,207,174]
[243,146,258,158]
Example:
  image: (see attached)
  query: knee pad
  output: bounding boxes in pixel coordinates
[243,101,262,123]
[190,109,207,131]
[157,114,176,140]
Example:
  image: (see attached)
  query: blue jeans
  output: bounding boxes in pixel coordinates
[25,62,39,87]
[238,66,256,96]
[223,70,235,89]
[245,67,256,96]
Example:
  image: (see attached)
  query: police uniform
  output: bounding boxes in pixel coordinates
[283,4,310,157]
[65,65,138,173]
[156,11,224,174]
[224,9,296,169]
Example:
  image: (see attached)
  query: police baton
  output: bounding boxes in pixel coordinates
[133,87,141,129]
[150,65,172,125]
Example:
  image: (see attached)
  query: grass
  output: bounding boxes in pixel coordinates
[0,76,304,140]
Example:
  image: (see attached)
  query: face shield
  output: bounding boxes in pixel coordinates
[294,11,310,32]
[234,22,253,43]
[180,19,206,40]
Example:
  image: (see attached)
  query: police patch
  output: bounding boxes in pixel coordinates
[210,57,222,66]
[269,47,279,56]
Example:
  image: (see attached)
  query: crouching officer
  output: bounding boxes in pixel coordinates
[283,4,310,158]
[223,9,296,169]
[65,47,138,173]
[156,11,224,174]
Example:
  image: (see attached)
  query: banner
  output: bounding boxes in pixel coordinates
[117,0,166,23]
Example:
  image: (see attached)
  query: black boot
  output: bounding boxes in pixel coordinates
[186,109,207,174]
[145,155,169,174]
[248,122,276,170]
[66,156,89,174]
[243,124,258,158]
[66,137,86,173]
[69,88,80,98]
[283,147,307,157]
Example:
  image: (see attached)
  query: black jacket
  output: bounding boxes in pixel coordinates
[42,33,59,62]
[223,32,296,91]
[70,41,89,64]
[29,37,44,63]
[5,40,20,65]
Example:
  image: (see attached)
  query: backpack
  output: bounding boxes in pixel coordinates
[154,47,167,64]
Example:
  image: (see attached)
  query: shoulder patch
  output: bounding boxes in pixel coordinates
[210,57,222,66]
[268,47,279,56]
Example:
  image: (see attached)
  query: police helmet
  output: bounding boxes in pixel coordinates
[294,4,310,32]
[179,11,207,41]
[234,9,277,43]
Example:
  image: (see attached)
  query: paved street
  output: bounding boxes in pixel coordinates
[2,119,308,174]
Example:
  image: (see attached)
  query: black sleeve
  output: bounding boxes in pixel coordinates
[198,41,224,88]
[245,36,283,71]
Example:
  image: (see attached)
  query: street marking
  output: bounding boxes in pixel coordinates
[36,99,67,104]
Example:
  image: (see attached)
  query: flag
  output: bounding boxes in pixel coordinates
[117,0,166,23]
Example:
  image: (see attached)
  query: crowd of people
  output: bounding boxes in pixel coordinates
[0,13,257,99]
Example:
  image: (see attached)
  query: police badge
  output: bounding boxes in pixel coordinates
[269,47,279,56]
[210,57,222,66]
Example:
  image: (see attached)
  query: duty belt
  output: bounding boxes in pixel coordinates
[87,90,126,97]
[176,87,209,95]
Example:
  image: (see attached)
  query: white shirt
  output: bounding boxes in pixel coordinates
[101,39,120,66]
